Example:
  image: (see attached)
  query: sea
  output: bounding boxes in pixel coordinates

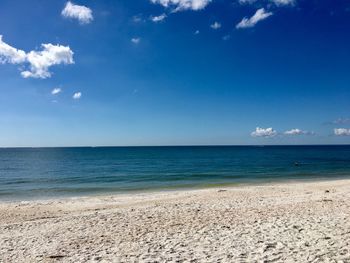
[1,145,350,201]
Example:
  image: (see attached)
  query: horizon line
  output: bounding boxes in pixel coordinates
[1,144,350,149]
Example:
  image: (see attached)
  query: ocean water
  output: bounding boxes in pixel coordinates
[1,146,350,200]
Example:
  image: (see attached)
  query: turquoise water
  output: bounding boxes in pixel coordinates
[1,146,350,200]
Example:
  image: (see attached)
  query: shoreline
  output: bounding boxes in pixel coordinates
[1,178,350,261]
[1,175,350,203]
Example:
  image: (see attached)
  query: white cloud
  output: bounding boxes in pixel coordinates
[334,128,350,136]
[270,0,295,6]
[22,44,74,79]
[0,35,74,79]
[51,88,62,95]
[62,1,93,25]
[284,129,303,135]
[150,0,211,11]
[284,128,314,135]
[194,30,200,35]
[131,38,141,44]
[0,36,26,64]
[251,127,277,137]
[151,13,167,22]
[210,22,221,30]
[236,8,273,29]
[73,92,82,99]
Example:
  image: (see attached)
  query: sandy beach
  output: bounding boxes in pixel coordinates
[1,179,350,262]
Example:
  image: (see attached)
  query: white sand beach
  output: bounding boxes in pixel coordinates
[1,179,350,262]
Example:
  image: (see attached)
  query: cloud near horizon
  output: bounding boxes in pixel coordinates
[150,0,212,11]
[334,128,350,136]
[251,127,277,137]
[284,128,314,135]
[0,35,74,79]
[62,1,93,25]
[236,8,273,29]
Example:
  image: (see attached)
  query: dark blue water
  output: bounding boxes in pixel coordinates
[1,146,350,200]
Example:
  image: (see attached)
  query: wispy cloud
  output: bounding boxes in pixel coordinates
[236,8,273,29]
[0,35,74,79]
[62,1,93,25]
[239,0,295,6]
[51,88,62,95]
[151,13,167,22]
[222,35,231,41]
[270,0,295,6]
[73,92,82,100]
[284,128,314,135]
[131,37,141,44]
[194,30,200,35]
[334,128,350,136]
[325,118,350,125]
[238,0,257,4]
[132,15,144,23]
[251,127,277,137]
[210,22,221,30]
[150,0,212,11]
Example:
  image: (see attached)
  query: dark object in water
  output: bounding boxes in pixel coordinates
[294,162,300,166]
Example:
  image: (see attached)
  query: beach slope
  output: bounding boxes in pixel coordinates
[1,179,350,262]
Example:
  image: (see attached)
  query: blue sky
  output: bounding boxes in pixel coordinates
[1,0,350,146]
